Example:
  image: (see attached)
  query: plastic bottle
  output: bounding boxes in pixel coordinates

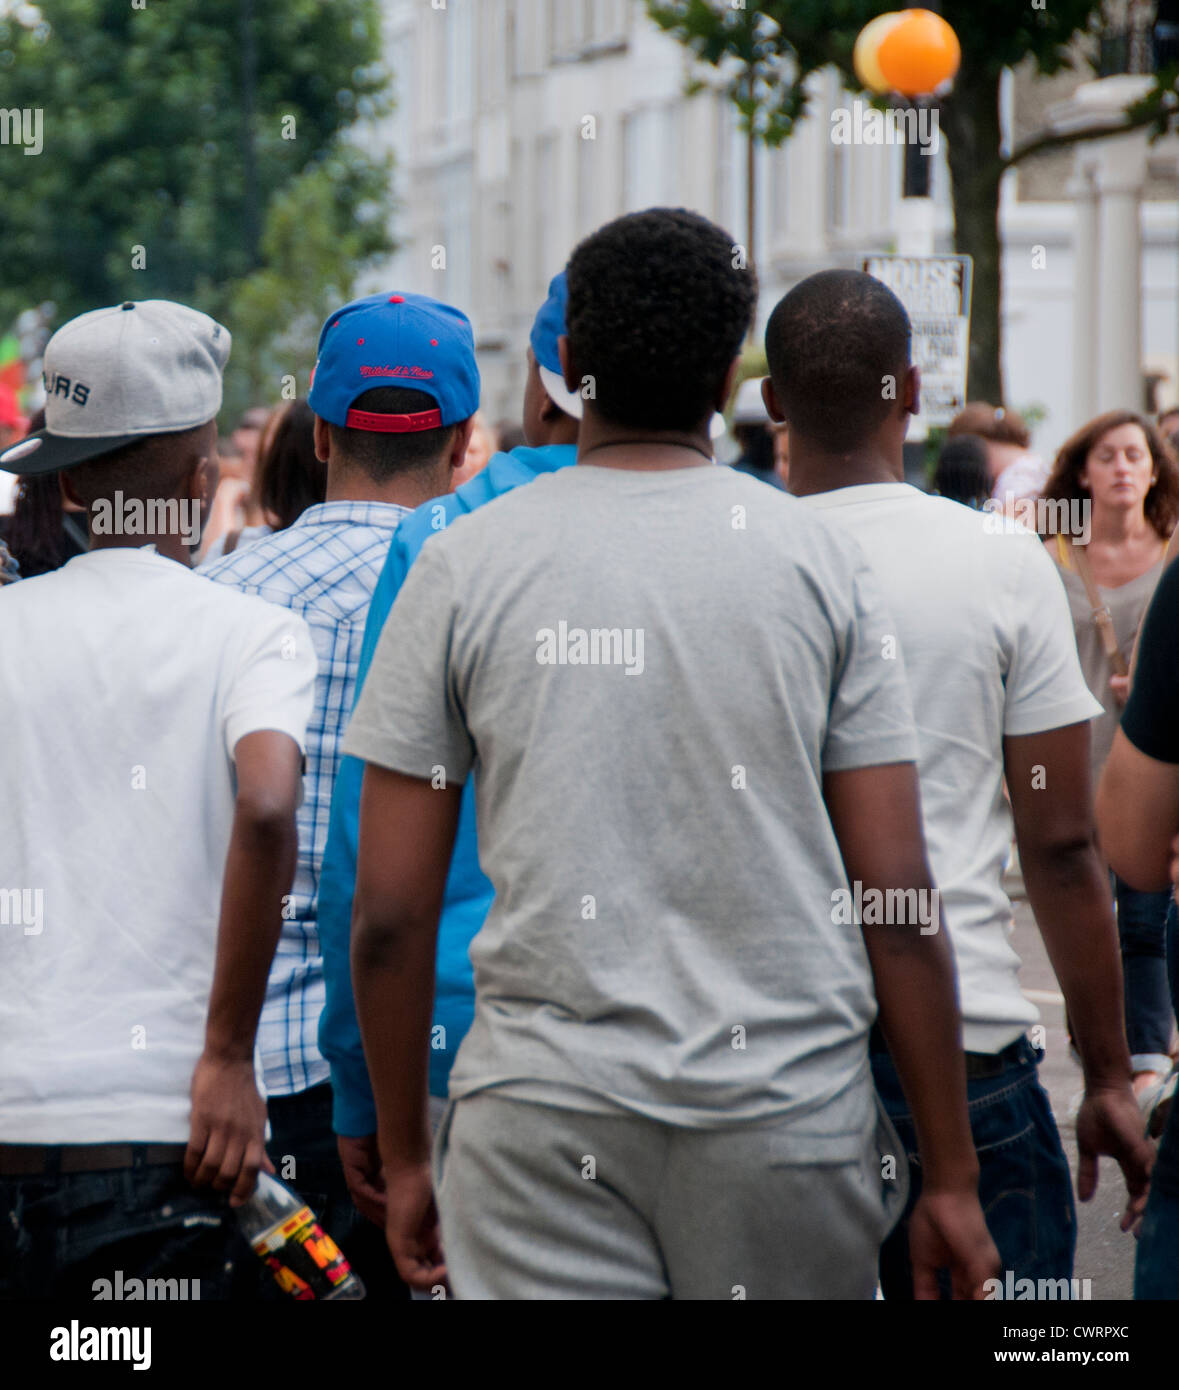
[236,1171,366,1300]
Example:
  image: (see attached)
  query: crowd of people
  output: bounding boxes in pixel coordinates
[1,206,1178,1301]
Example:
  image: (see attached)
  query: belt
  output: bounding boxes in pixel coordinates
[0,1143,188,1177]
[963,1046,1021,1080]
[869,1025,1025,1080]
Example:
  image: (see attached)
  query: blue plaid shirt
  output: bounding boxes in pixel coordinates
[201,500,411,1095]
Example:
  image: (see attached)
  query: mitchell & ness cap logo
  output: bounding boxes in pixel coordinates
[358,363,435,380]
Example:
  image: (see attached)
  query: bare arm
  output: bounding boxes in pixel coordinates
[824,761,998,1299]
[1005,722,1151,1221]
[186,730,303,1204]
[1097,729,1179,892]
[352,764,461,1289]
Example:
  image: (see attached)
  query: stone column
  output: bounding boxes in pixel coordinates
[1094,137,1147,415]
[1069,164,1100,423]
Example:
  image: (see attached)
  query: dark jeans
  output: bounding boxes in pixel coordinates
[872,1037,1076,1299]
[262,1081,408,1302]
[1114,876,1175,1068]
[0,1152,248,1300]
[1135,898,1179,1298]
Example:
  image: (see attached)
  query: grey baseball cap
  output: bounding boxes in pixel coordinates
[0,299,231,476]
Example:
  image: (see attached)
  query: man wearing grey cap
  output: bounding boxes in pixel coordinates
[0,300,317,1299]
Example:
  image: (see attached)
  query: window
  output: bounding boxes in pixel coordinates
[622,105,677,212]
[443,0,474,123]
[552,0,589,56]
[536,134,558,292]
[589,0,628,42]
[514,0,548,75]
[480,0,508,106]
[577,120,598,236]
[438,160,474,313]
[550,0,628,60]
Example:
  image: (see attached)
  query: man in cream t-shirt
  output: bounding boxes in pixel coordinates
[765,268,1153,1297]
[0,301,316,1299]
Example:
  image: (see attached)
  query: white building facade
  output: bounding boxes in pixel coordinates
[358,0,1179,458]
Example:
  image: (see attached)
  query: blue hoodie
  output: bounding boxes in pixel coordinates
[317,443,579,1135]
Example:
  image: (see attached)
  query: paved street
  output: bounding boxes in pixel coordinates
[1006,867,1138,1301]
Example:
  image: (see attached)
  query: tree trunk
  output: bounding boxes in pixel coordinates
[941,65,1005,406]
[239,0,262,271]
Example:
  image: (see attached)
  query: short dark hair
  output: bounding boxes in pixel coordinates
[4,409,70,576]
[947,402,1030,448]
[765,270,912,451]
[933,433,991,508]
[67,427,207,509]
[732,423,774,472]
[326,386,457,481]
[565,208,757,431]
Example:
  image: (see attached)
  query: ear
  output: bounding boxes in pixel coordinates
[715,356,742,414]
[557,335,579,396]
[903,365,921,419]
[60,471,85,510]
[188,450,219,509]
[313,415,331,463]
[762,377,786,425]
[450,417,477,474]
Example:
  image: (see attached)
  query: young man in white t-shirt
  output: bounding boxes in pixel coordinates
[764,269,1154,1298]
[0,301,316,1299]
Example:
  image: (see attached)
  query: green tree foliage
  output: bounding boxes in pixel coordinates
[647,1,1127,404]
[0,0,392,415]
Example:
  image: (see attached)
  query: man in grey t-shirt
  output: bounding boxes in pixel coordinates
[346,209,998,1300]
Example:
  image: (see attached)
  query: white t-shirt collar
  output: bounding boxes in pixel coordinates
[800,482,919,509]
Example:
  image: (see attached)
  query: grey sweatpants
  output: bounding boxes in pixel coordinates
[433,1089,908,1300]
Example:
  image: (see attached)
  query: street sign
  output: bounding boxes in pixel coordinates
[862,253,973,436]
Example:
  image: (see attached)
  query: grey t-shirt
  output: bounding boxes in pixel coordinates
[345,463,919,1128]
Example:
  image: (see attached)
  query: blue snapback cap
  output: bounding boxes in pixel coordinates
[308,291,480,432]
[529,272,582,420]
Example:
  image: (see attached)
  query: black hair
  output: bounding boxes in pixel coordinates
[256,400,325,530]
[933,433,991,508]
[1,408,80,576]
[765,270,912,451]
[732,423,775,472]
[327,386,457,481]
[565,208,757,431]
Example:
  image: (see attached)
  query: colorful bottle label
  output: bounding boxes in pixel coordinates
[251,1205,354,1300]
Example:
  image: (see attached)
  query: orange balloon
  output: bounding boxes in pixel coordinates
[854,12,906,95]
[876,9,961,97]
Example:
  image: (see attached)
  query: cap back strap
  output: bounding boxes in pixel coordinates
[346,407,442,433]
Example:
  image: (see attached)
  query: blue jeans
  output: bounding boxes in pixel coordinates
[1114,877,1175,1073]
[0,1153,250,1300]
[872,1037,1075,1299]
[1135,898,1179,1298]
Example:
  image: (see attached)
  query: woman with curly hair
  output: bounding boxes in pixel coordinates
[1041,410,1179,1107]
